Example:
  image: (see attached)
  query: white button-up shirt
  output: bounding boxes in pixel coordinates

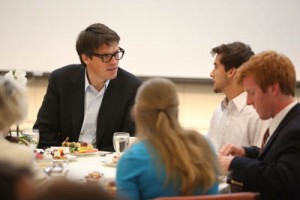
[207,92,271,151]
[79,71,109,146]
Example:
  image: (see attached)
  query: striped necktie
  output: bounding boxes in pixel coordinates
[260,128,270,153]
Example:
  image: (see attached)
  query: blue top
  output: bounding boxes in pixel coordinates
[116,141,219,200]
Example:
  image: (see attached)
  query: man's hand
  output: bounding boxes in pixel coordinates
[218,155,234,175]
[219,144,246,156]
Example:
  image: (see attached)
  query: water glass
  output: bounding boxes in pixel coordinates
[113,132,130,153]
[52,159,69,172]
[22,129,39,152]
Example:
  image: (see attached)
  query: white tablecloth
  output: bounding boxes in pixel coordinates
[36,150,229,192]
[36,151,117,182]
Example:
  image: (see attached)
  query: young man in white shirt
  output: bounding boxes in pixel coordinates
[207,42,270,151]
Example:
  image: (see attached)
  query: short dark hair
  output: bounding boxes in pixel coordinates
[211,41,254,71]
[76,23,120,65]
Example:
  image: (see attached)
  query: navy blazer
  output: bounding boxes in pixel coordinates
[34,64,141,151]
[228,103,300,200]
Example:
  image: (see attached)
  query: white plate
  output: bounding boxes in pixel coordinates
[71,149,98,156]
[65,154,78,161]
[101,160,117,167]
[49,146,70,154]
[52,158,68,164]
[51,154,78,162]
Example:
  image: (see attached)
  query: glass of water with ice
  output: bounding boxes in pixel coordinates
[113,132,130,153]
[22,129,39,152]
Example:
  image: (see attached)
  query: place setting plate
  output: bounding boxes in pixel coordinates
[101,159,117,167]
[70,148,98,156]
[100,152,121,167]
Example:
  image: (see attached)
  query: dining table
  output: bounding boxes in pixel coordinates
[35,148,229,193]
[36,149,117,183]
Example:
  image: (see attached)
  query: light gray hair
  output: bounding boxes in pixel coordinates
[0,76,27,132]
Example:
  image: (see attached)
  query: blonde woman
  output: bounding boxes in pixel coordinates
[116,77,219,200]
[0,77,47,185]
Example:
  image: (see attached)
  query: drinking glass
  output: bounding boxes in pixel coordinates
[22,129,39,152]
[113,132,130,153]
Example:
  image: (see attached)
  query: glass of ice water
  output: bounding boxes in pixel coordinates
[113,132,130,153]
[22,129,39,152]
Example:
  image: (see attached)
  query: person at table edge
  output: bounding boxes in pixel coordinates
[34,23,141,151]
[219,51,300,199]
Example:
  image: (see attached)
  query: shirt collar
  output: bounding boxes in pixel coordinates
[269,100,298,134]
[221,92,247,112]
[84,69,109,92]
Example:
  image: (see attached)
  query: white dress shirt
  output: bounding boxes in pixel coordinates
[207,92,271,151]
[79,71,109,146]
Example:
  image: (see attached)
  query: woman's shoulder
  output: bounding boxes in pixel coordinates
[120,141,151,162]
[0,139,34,168]
[0,139,33,157]
[126,141,149,154]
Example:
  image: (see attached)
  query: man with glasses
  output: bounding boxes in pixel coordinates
[34,23,141,151]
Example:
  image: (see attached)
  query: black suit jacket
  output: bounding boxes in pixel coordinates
[228,103,300,200]
[34,64,141,151]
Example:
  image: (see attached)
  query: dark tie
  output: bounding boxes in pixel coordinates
[260,128,270,153]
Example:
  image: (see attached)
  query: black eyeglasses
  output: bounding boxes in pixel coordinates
[92,48,125,63]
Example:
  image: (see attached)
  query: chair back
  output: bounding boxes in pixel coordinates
[154,192,260,200]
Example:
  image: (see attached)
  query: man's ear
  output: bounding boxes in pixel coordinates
[81,54,90,65]
[227,67,237,79]
[271,82,280,96]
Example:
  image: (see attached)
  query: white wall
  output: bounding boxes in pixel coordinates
[1,0,300,80]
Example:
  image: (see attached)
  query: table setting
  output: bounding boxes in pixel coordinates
[32,132,231,195]
[34,132,133,183]
[35,148,117,181]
